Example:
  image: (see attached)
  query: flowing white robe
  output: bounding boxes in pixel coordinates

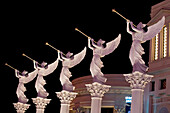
[16,69,38,103]
[35,59,59,98]
[59,47,86,92]
[89,35,121,84]
[127,16,165,73]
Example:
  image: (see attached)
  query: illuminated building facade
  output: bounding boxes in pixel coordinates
[70,74,131,113]
[144,0,170,113]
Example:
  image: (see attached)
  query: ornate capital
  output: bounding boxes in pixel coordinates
[56,90,78,104]
[124,71,153,89]
[32,97,51,110]
[13,102,30,113]
[85,82,111,98]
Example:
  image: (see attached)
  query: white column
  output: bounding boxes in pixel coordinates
[32,97,51,113]
[56,90,78,113]
[131,89,144,113]
[13,102,30,113]
[85,82,111,113]
[91,97,102,113]
[124,71,153,113]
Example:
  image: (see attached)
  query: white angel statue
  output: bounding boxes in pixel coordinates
[58,47,87,92]
[15,69,38,103]
[126,16,165,73]
[88,34,121,84]
[33,57,59,98]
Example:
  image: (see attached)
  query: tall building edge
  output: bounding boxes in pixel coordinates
[144,0,170,113]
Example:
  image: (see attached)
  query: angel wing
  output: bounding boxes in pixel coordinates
[143,16,165,41]
[42,58,59,76]
[67,47,87,68]
[20,69,38,84]
[101,34,121,56]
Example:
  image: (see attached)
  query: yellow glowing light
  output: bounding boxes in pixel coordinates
[154,34,159,60]
[163,26,167,58]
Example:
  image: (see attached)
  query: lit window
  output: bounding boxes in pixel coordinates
[154,34,159,60]
[163,26,167,58]
[125,96,132,103]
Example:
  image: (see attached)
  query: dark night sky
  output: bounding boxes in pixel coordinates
[1,0,164,112]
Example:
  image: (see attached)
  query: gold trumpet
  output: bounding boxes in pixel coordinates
[22,53,41,65]
[45,42,66,56]
[5,63,22,74]
[112,9,137,27]
[75,28,97,43]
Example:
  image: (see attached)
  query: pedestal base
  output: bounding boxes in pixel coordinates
[85,82,111,113]
[56,90,78,113]
[32,97,51,113]
[13,102,30,113]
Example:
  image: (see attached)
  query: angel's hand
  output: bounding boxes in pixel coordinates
[15,69,19,73]
[127,19,130,23]
[130,21,133,25]
[90,38,94,41]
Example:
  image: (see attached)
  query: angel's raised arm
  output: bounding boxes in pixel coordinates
[15,70,20,78]
[130,22,143,33]
[88,38,94,50]
[33,60,38,69]
[126,21,133,35]
[58,51,64,61]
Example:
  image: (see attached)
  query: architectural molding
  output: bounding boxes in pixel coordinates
[148,9,170,26]
[124,71,153,89]
[56,90,78,104]
[13,102,30,113]
[85,82,111,98]
[32,97,51,112]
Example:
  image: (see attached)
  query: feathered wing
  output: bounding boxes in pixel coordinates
[68,47,87,68]
[43,58,59,76]
[101,34,121,56]
[22,69,38,84]
[143,16,165,41]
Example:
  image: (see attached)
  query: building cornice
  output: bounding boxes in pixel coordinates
[148,9,170,26]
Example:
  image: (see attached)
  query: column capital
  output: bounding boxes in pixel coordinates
[32,97,51,110]
[56,90,78,104]
[124,71,153,89]
[85,82,111,98]
[13,102,30,113]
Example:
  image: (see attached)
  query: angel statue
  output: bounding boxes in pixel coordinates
[33,57,59,98]
[58,47,87,92]
[88,34,121,84]
[15,69,38,103]
[126,16,165,73]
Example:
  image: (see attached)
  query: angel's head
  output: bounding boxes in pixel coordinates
[97,39,105,47]
[22,70,28,77]
[41,61,48,69]
[65,52,74,60]
[137,22,148,32]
